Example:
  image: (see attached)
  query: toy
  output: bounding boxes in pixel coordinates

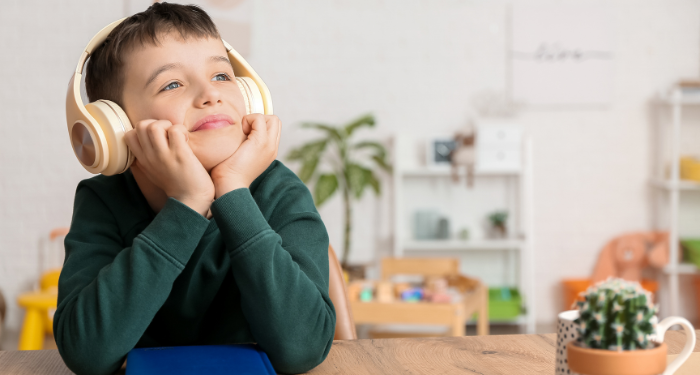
[450,122,477,187]
[347,281,363,302]
[591,232,669,283]
[376,281,394,303]
[394,282,411,299]
[446,274,480,293]
[359,286,374,302]
[401,288,424,302]
[424,277,452,303]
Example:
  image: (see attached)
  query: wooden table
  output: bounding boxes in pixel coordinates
[0,331,697,374]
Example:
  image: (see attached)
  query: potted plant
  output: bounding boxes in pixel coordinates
[287,114,392,269]
[487,211,508,238]
[567,278,695,375]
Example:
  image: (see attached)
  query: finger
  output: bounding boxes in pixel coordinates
[167,124,190,153]
[241,114,267,139]
[135,119,158,154]
[124,130,144,161]
[147,120,172,154]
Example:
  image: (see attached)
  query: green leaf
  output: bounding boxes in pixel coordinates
[298,156,319,183]
[345,163,367,199]
[371,155,393,173]
[366,170,380,195]
[353,141,386,159]
[344,114,375,136]
[301,122,344,142]
[314,174,338,207]
[287,139,328,161]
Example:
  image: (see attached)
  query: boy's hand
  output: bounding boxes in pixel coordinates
[210,114,281,198]
[125,119,215,217]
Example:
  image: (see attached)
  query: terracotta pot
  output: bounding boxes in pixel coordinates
[567,342,667,375]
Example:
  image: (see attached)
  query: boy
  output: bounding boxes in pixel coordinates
[54,3,335,375]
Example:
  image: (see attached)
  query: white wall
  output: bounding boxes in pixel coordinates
[252,0,700,324]
[0,0,125,331]
[0,0,698,332]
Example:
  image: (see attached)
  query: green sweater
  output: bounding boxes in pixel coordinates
[54,160,335,375]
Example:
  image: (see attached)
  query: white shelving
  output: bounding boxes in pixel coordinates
[392,134,535,333]
[662,263,698,275]
[651,178,700,191]
[402,239,524,251]
[653,88,700,316]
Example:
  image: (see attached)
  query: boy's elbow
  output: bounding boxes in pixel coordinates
[270,322,335,374]
[270,340,331,374]
[54,315,125,375]
[57,345,125,375]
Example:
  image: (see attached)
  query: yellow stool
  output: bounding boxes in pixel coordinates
[16,269,61,350]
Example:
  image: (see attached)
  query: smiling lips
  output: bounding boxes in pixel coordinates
[192,114,234,131]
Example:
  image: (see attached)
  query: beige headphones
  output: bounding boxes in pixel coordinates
[66,18,273,176]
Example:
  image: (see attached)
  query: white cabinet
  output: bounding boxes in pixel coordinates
[476,124,522,174]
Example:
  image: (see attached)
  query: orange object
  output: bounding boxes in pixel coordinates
[693,275,700,323]
[591,232,669,283]
[568,342,667,375]
[562,278,658,311]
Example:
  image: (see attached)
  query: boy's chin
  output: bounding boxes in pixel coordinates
[194,146,238,172]
[189,126,244,172]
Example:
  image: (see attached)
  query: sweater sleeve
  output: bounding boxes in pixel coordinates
[54,185,210,375]
[210,182,335,374]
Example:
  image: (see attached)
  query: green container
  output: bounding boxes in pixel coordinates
[488,287,522,321]
[681,239,700,269]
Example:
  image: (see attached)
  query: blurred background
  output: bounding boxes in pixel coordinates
[3,0,700,349]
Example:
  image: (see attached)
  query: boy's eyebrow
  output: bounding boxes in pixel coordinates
[209,55,232,65]
[145,63,181,88]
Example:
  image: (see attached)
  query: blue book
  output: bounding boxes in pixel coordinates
[125,344,276,375]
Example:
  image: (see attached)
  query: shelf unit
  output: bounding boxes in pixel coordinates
[392,135,535,333]
[652,88,700,317]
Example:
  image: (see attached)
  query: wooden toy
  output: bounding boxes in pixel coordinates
[347,281,364,302]
[376,281,394,303]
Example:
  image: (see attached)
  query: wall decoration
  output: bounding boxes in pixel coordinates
[510,5,614,106]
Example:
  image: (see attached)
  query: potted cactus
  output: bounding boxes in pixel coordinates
[567,278,665,375]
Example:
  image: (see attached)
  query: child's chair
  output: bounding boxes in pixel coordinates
[16,227,68,350]
[328,245,357,340]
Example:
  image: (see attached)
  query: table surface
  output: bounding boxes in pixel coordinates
[0,331,696,375]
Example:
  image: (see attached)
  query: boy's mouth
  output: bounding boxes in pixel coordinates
[191,114,234,132]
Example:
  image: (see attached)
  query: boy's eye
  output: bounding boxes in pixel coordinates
[212,73,231,82]
[162,81,181,91]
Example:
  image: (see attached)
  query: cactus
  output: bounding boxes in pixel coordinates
[573,278,657,351]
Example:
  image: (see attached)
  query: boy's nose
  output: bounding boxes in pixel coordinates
[196,85,222,107]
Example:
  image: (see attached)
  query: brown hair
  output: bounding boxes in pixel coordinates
[85,2,220,106]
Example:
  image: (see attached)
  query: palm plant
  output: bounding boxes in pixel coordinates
[287,114,392,267]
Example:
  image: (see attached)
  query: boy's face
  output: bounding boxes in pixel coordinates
[121,32,247,172]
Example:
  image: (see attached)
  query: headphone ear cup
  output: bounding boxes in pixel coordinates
[84,100,134,176]
[236,76,265,115]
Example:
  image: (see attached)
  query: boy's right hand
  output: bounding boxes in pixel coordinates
[124,119,214,217]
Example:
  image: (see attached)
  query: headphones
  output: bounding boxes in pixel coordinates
[66,18,273,176]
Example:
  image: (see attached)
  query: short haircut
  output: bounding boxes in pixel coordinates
[85,2,220,107]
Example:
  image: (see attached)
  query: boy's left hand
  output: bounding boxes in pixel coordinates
[210,114,281,198]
